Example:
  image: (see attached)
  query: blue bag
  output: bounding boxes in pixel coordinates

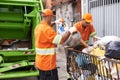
[59,24,65,32]
[75,53,97,75]
[75,53,91,68]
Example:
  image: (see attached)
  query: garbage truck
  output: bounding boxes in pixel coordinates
[0,0,44,79]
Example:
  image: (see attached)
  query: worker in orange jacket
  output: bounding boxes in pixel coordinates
[73,13,97,50]
[34,9,78,80]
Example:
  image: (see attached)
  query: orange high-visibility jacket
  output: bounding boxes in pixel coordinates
[74,21,96,42]
[34,21,62,71]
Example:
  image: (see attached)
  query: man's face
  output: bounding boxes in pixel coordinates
[47,15,53,24]
[82,20,90,28]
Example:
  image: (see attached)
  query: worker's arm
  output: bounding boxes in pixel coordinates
[80,38,94,53]
[60,31,71,44]
[51,26,76,45]
[60,27,77,44]
[80,39,89,48]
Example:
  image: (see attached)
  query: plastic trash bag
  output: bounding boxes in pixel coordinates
[94,36,120,49]
[105,41,120,59]
[75,53,97,75]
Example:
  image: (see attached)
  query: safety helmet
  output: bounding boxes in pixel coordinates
[42,9,53,16]
[83,13,93,23]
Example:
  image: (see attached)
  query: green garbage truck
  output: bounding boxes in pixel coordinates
[0,0,44,79]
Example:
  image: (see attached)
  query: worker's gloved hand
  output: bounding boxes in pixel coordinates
[64,26,69,31]
[87,46,94,53]
[68,26,77,34]
[82,48,88,53]
[93,41,99,48]
[94,41,105,50]
[82,46,94,53]
[55,19,63,24]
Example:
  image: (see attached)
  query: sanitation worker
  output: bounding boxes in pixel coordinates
[34,9,77,80]
[72,13,97,51]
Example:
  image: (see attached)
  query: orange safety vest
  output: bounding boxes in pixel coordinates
[74,21,96,41]
[34,21,62,71]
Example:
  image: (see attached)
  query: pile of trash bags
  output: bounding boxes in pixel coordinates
[94,36,120,60]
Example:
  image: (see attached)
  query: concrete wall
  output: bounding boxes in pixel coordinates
[55,0,82,29]
[56,3,73,29]
[42,0,82,30]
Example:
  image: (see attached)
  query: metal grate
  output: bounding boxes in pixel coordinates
[65,48,120,80]
[88,0,120,37]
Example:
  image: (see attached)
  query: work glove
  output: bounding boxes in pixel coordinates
[68,26,77,34]
[82,46,94,53]
[93,41,99,48]
[55,19,63,24]
[87,46,94,53]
